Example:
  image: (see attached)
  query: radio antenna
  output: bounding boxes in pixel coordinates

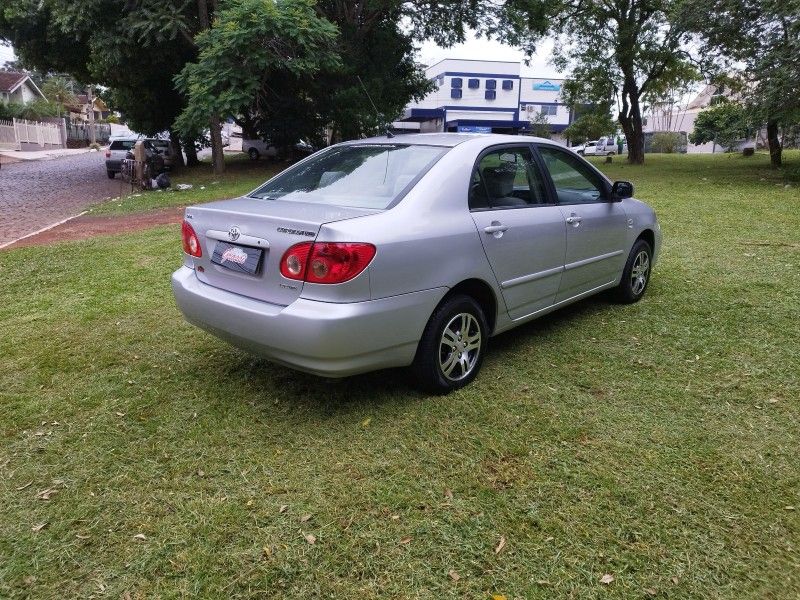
[357,75,394,138]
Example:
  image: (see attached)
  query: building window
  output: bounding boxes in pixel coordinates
[502,80,514,91]
[468,78,480,89]
[451,78,462,88]
[540,105,558,116]
[451,88,463,99]
[485,90,496,100]
[485,79,497,90]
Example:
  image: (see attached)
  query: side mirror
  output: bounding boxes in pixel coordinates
[611,180,634,201]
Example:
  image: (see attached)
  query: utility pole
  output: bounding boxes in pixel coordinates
[87,85,96,146]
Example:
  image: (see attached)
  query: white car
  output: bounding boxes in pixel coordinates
[242,138,278,160]
[573,140,598,156]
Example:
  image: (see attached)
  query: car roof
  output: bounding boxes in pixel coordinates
[348,132,555,148]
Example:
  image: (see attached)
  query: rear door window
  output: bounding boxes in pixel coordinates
[110,140,135,151]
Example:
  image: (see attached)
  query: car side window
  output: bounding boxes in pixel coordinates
[469,147,548,210]
[538,146,605,204]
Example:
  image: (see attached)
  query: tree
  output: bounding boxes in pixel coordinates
[685,0,800,166]
[501,0,698,163]
[563,107,616,144]
[527,111,552,138]
[175,0,340,150]
[40,75,78,111]
[689,101,752,151]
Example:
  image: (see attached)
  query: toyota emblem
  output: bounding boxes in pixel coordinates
[228,226,241,242]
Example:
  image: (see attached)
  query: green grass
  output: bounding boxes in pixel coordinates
[1,153,798,598]
[89,154,283,216]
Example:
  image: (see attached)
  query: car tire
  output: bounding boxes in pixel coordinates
[411,294,488,394]
[107,170,115,179]
[607,151,615,156]
[613,239,653,304]
[248,148,260,160]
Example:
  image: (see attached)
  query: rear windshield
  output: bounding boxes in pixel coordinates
[249,144,448,209]
[110,140,136,150]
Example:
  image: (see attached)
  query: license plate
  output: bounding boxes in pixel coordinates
[211,241,263,275]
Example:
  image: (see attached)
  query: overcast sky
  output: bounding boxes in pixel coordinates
[2,32,563,77]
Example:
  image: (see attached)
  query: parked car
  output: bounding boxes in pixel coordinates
[242,138,278,160]
[573,140,597,155]
[105,137,138,178]
[147,138,176,169]
[172,133,660,392]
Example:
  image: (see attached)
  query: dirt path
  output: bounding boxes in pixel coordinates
[3,206,184,250]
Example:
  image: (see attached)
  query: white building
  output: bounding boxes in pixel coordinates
[394,59,573,140]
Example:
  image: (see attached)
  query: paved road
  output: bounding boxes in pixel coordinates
[0,152,126,246]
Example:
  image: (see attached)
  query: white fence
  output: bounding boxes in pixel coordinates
[0,118,63,151]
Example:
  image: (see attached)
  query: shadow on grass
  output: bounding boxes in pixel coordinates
[189,291,625,417]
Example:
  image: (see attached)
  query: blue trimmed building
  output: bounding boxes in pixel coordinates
[393,59,573,139]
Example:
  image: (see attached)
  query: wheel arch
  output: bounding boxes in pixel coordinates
[636,228,655,252]
[443,278,499,335]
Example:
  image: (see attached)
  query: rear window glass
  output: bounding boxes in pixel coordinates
[249,144,448,209]
[110,140,135,150]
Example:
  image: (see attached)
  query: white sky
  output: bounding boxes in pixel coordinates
[2,31,563,77]
[418,33,563,78]
[0,43,15,65]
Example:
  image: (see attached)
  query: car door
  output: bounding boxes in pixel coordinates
[537,145,628,302]
[469,145,567,321]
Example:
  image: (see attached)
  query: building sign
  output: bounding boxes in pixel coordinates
[457,125,492,133]
[532,80,561,91]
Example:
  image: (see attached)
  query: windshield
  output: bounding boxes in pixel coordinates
[249,144,449,209]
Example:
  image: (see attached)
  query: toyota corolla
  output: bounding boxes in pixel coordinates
[172,133,660,392]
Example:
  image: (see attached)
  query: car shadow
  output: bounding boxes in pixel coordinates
[209,292,623,417]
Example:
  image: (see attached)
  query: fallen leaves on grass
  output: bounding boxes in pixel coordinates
[399,537,412,545]
[600,574,615,585]
[31,523,47,532]
[304,533,316,545]
[35,488,57,501]
[448,570,460,581]
[16,480,33,491]
[300,514,312,523]
[494,535,507,555]
[279,504,288,513]
[133,533,146,541]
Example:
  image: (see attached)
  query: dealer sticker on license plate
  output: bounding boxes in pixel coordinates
[211,241,263,275]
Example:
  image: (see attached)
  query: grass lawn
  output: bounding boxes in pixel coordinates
[88,154,283,216]
[1,152,798,598]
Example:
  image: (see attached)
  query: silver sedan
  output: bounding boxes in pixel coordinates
[172,133,661,392]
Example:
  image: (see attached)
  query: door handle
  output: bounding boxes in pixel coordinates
[483,222,509,238]
[565,214,583,225]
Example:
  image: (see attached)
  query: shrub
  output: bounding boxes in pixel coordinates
[651,131,683,153]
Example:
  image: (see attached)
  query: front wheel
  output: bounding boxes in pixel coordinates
[411,294,488,393]
[248,148,260,160]
[613,239,652,303]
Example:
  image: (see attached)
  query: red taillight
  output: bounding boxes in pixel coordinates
[181,220,202,257]
[105,150,111,158]
[280,242,375,284]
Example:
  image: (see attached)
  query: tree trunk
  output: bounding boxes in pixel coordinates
[184,138,199,166]
[766,119,782,168]
[169,129,185,169]
[209,115,225,174]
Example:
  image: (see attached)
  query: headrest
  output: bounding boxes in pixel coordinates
[482,167,515,198]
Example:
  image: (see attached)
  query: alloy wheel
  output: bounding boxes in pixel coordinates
[631,250,650,295]
[439,313,481,381]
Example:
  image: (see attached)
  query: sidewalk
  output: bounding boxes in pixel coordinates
[0,147,99,163]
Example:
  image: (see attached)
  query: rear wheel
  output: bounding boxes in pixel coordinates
[613,239,652,303]
[107,170,115,179]
[412,294,487,393]
[248,148,260,160]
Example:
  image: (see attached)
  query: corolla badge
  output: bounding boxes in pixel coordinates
[228,226,241,241]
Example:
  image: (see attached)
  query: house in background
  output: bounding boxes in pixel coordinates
[0,70,46,104]
[66,94,111,122]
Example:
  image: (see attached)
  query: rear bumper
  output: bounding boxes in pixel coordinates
[105,159,122,172]
[171,266,446,377]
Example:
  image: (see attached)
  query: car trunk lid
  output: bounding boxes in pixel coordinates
[185,197,378,305]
